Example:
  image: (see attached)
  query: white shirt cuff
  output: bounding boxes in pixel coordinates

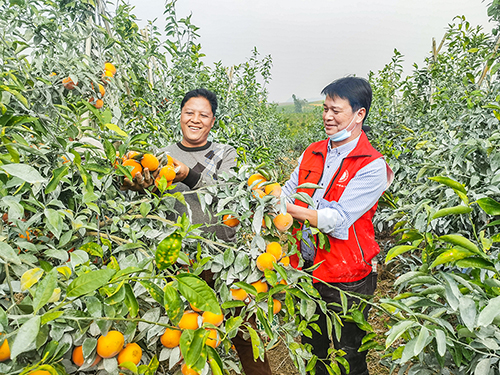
[317,207,348,240]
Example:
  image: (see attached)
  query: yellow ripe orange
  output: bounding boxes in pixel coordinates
[230,287,248,301]
[0,334,10,362]
[273,213,293,232]
[272,299,282,314]
[91,82,106,97]
[61,155,71,164]
[124,150,141,161]
[49,72,57,77]
[266,242,282,261]
[264,183,282,197]
[256,253,275,272]
[117,342,142,366]
[29,371,51,375]
[279,279,288,286]
[62,76,76,90]
[72,346,101,367]
[202,311,224,327]
[247,173,267,189]
[141,153,159,171]
[178,311,199,330]
[252,189,266,199]
[160,327,182,348]
[222,214,240,227]
[101,70,113,83]
[251,279,268,294]
[158,165,176,181]
[104,62,117,76]
[205,329,220,348]
[93,99,104,109]
[123,159,143,178]
[166,154,174,165]
[96,330,124,359]
[280,256,290,267]
[181,363,200,375]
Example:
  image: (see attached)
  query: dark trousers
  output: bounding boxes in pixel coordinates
[302,273,377,375]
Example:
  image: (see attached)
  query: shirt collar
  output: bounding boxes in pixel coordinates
[327,135,361,156]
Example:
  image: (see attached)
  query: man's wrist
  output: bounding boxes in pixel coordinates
[182,168,201,189]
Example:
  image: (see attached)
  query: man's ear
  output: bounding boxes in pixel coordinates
[210,117,216,128]
[357,108,367,123]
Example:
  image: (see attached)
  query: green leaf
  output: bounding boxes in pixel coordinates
[0,241,21,265]
[439,235,480,255]
[247,325,263,361]
[475,358,491,375]
[124,283,139,318]
[45,166,69,194]
[435,329,447,356]
[430,248,475,268]
[455,258,495,272]
[139,280,164,305]
[385,245,417,262]
[44,208,63,240]
[176,273,221,315]
[0,163,46,184]
[207,347,223,375]
[224,316,244,338]
[10,315,40,360]
[431,205,472,220]
[32,269,57,313]
[164,284,183,326]
[296,183,323,190]
[476,197,500,216]
[104,123,128,137]
[289,192,315,207]
[478,295,500,327]
[180,328,208,370]
[428,176,466,194]
[459,296,476,332]
[79,242,103,258]
[386,320,416,348]
[67,269,116,298]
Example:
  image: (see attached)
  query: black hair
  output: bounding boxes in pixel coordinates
[180,88,218,116]
[321,77,372,122]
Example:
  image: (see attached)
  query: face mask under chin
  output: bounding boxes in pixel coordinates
[329,110,360,142]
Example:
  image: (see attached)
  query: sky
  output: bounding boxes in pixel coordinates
[124,0,493,103]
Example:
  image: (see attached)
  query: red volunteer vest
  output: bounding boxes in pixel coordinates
[290,132,383,283]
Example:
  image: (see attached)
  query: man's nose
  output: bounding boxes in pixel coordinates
[192,113,201,122]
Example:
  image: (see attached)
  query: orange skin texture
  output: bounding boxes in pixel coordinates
[161,328,182,348]
[123,159,143,177]
[181,363,201,375]
[256,253,275,272]
[29,371,52,375]
[158,165,176,181]
[247,173,267,189]
[0,334,10,362]
[251,279,269,294]
[202,311,224,327]
[266,242,283,260]
[62,76,76,90]
[178,311,200,330]
[117,343,142,365]
[273,213,293,232]
[222,214,240,227]
[205,329,220,348]
[264,183,282,197]
[96,330,124,358]
[104,62,117,76]
[141,154,159,172]
[273,299,282,314]
[280,256,290,267]
[230,288,248,301]
[72,346,101,367]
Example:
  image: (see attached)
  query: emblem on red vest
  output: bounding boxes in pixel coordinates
[339,170,349,183]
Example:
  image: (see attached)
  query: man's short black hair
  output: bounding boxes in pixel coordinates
[181,88,218,116]
[321,77,372,123]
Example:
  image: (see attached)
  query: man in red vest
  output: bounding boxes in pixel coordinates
[282,77,393,375]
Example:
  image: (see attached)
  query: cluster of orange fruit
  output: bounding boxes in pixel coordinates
[61,62,117,109]
[229,278,282,314]
[120,151,176,187]
[72,330,142,369]
[160,309,224,374]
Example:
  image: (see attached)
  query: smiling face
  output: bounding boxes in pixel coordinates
[322,95,365,145]
[180,97,215,148]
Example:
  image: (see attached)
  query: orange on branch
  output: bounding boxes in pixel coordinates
[96,330,124,358]
[222,214,240,227]
[122,159,142,178]
[72,346,101,367]
[252,189,266,199]
[178,311,199,330]
[256,253,275,272]
[202,311,224,327]
[272,299,282,314]
[117,343,142,366]
[181,363,200,375]
[264,183,282,197]
[158,164,176,181]
[205,329,220,348]
[93,99,104,109]
[280,256,290,267]
[102,69,113,83]
[247,173,267,189]
[0,334,10,362]
[160,327,181,348]
[62,76,76,90]
[230,287,248,301]
[29,371,51,375]
[251,279,268,294]
[190,303,202,312]
[104,62,117,76]
[141,153,159,171]
[265,242,282,261]
[273,213,293,232]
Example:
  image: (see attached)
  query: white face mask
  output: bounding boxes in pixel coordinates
[329,110,360,142]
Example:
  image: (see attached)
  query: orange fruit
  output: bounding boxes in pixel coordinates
[0,334,10,362]
[280,256,290,267]
[256,253,275,272]
[93,99,104,109]
[117,342,142,366]
[62,76,76,90]
[230,288,248,301]
[251,279,268,294]
[178,311,199,330]
[264,183,282,197]
[273,213,293,232]
[141,154,159,171]
[252,189,266,199]
[202,311,224,327]
[61,155,71,164]
[266,242,282,261]
[279,279,288,286]
[19,230,31,241]
[160,327,182,348]
[101,70,113,83]
[166,154,174,165]
[190,303,202,312]
[122,159,142,178]
[272,299,282,314]
[91,82,106,97]
[124,151,141,160]
[205,329,220,348]
[158,165,176,181]
[247,173,267,189]
[96,330,124,358]
[104,62,117,76]
[29,371,51,375]
[181,363,200,375]
[72,346,101,367]
[222,214,240,227]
